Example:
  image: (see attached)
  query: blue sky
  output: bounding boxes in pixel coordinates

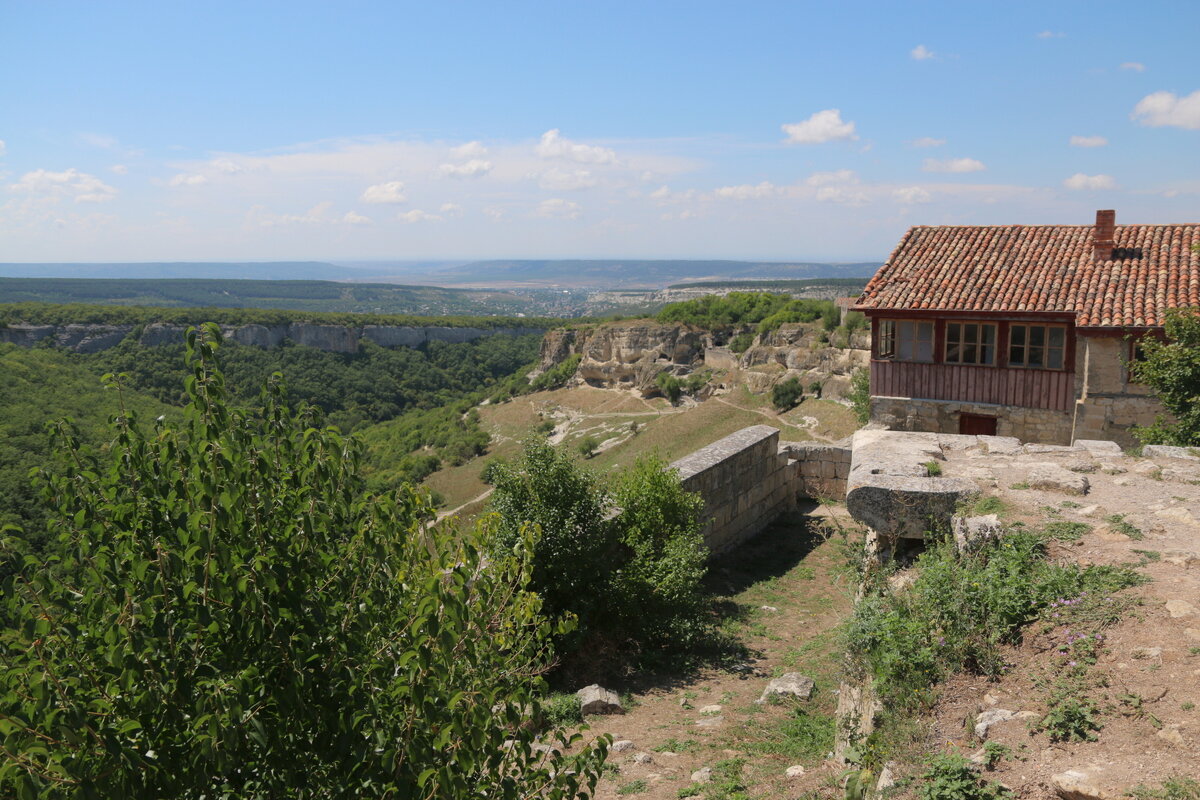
[2,0,1198,263]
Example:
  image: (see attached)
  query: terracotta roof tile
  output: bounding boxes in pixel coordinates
[854,223,1200,328]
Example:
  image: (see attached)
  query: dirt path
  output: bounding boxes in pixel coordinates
[582,502,860,800]
[435,487,493,522]
[712,396,839,443]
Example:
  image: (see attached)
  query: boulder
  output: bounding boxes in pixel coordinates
[953,514,1002,553]
[785,765,806,778]
[611,740,635,752]
[1051,769,1118,800]
[1074,440,1124,456]
[1143,445,1200,461]
[1027,463,1090,495]
[576,684,624,715]
[974,708,1016,740]
[756,673,815,704]
[690,767,713,784]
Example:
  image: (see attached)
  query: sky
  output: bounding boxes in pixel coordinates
[2,0,1198,263]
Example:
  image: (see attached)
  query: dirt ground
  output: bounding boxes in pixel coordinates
[581,502,861,800]
[914,445,1200,797]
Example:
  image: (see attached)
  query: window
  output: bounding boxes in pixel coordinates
[878,319,933,362]
[945,322,997,365]
[1009,324,1066,369]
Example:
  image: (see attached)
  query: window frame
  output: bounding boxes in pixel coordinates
[1008,323,1068,371]
[875,318,934,363]
[944,320,998,367]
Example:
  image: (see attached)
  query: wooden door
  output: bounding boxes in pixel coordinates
[959,413,997,436]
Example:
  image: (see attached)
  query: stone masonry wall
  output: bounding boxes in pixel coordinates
[1071,336,1167,448]
[871,395,1074,445]
[671,425,795,554]
[782,441,851,499]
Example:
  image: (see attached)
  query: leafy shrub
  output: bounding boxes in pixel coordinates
[1129,777,1200,800]
[0,324,606,798]
[924,460,943,477]
[577,435,600,458]
[530,353,581,391]
[849,367,870,425]
[1037,692,1102,742]
[729,331,755,353]
[919,753,1010,800]
[770,377,804,411]
[656,371,683,403]
[487,442,711,672]
[846,529,1145,708]
[1130,308,1200,445]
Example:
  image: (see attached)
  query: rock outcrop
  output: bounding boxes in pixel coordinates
[2,321,543,354]
[570,321,704,393]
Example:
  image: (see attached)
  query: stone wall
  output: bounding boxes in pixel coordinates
[671,425,796,554]
[871,395,1074,445]
[1071,335,1167,447]
[782,441,851,499]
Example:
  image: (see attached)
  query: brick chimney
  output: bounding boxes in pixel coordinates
[1093,209,1115,261]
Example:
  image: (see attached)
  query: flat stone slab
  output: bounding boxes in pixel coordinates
[1027,463,1090,495]
[1075,439,1124,456]
[757,673,815,703]
[1143,445,1199,461]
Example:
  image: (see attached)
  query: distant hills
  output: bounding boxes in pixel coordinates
[1,259,880,289]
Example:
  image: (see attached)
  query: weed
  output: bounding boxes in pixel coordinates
[967,496,1006,516]
[541,692,582,727]
[744,707,835,761]
[924,460,943,477]
[981,741,1011,770]
[1190,647,1200,656]
[678,787,702,799]
[1132,549,1162,563]
[654,737,701,754]
[617,779,648,795]
[1127,777,1200,800]
[703,758,750,800]
[1042,521,1091,542]
[1104,513,1144,540]
[1009,482,1030,490]
[1182,702,1195,711]
[1060,500,1082,509]
[918,752,1010,800]
[1037,692,1102,742]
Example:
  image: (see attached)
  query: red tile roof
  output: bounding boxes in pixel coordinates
[854,223,1200,328]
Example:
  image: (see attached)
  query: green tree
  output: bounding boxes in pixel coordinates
[1131,308,1200,445]
[0,324,605,799]
[486,442,711,673]
[848,367,871,425]
[770,376,804,411]
[655,371,683,404]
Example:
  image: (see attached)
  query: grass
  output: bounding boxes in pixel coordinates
[1042,521,1091,542]
[1104,513,1144,540]
[923,460,943,477]
[1128,777,1200,800]
[617,779,648,795]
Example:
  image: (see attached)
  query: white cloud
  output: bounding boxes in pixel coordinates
[361,181,407,204]
[1132,90,1200,129]
[805,169,858,187]
[1063,173,1116,190]
[893,186,933,204]
[483,206,505,221]
[1036,30,1065,39]
[536,167,596,191]
[922,157,986,173]
[0,139,6,157]
[398,208,442,224]
[439,159,493,178]
[210,158,244,174]
[781,109,858,144]
[169,172,208,187]
[910,44,935,60]
[534,198,581,219]
[341,210,372,225]
[110,164,128,174]
[1069,135,1108,147]
[246,202,334,228]
[650,185,671,200]
[1120,62,1146,72]
[439,202,463,216]
[713,181,781,200]
[911,137,946,148]
[451,141,488,159]
[536,129,617,164]
[815,186,869,206]
[9,168,118,203]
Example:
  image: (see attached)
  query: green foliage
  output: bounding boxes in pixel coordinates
[0,344,174,543]
[530,354,581,391]
[1130,308,1200,445]
[1042,521,1091,542]
[656,291,838,336]
[1037,692,1102,742]
[980,742,1010,771]
[656,371,683,403]
[846,528,1145,709]
[577,435,600,458]
[728,331,756,353]
[848,367,870,425]
[0,299,557,330]
[486,443,711,672]
[924,460,943,477]
[1104,513,1144,540]
[617,780,648,795]
[745,708,835,761]
[0,324,606,798]
[703,759,749,800]
[770,377,805,411]
[1128,777,1200,800]
[541,693,584,728]
[918,753,1010,800]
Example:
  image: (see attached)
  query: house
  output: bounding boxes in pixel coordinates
[851,210,1199,446]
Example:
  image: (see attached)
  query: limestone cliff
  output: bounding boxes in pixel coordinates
[0,321,544,354]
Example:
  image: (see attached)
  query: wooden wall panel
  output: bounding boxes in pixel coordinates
[870,361,1073,411]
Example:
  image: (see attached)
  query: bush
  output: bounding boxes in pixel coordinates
[0,324,606,798]
[728,331,755,353]
[577,434,600,458]
[530,353,581,392]
[656,371,683,404]
[919,753,1010,800]
[1130,308,1200,445]
[487,443,711,672]
[849,368,870,425]
[770,377,804,411]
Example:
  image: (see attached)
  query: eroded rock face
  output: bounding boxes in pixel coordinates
[575,322,704,392]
